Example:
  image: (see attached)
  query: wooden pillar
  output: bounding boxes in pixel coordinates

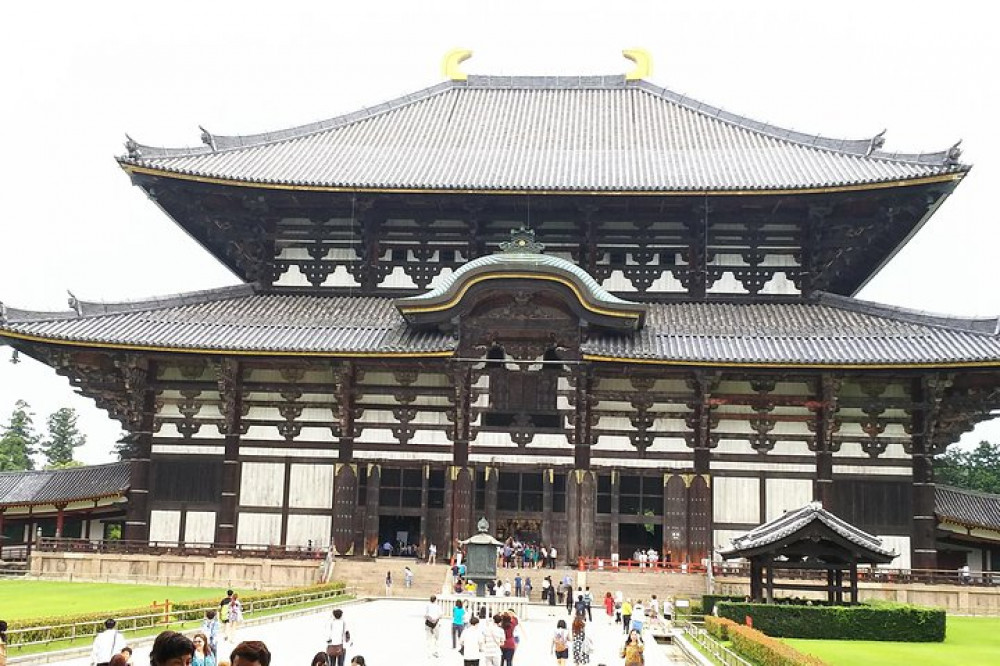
[610,471,620,561]
[451,365,472,467]
[566,471,581,562]
[279,462,292,546]
[663,474,687,564]
[826,569,836,604]
[686,372,717,565]
[813,375,839,508]
[542,469,553,548]
[687,475,712,565]
[124,360,156,543]
[579,470,596,559]
[0,510,4,559]
[364,465,381,556]
[485,467,498,537]
[850,561,859,604]
[449,466,474,550]
[765,559,774,603]
[215,359,243,547]
[332,464,358,555]
[749,558,761,601]
[54,504,66,539]
[911,376,944,571]
[336,363,357,464]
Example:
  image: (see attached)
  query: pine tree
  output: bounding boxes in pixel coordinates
[42,407,86,467]
[0,400,39,470]
[113,433,140,461]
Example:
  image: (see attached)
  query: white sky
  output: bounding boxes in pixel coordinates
[1,1,998,464]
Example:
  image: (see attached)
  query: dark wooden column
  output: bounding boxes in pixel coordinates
[610,471,620,560]
[279,462,292,546]
[485,467,498,534]
[811,375,840,508]
[687,474,712,565]
[448,466,474,554]
[53,503,65,539]
[451,364,472,467]
[215,358,243,547]
[849,561,859,604]
[335,363,357,463]
[542,469,553,547]
[566,471,581,562]
[910,376,945,571]
[364,464,381,556]
[572,367,594,469]
[0,510,4,558]
[123,359,155,543]
[663,474,687,564]
[579,470,596,559]
[332,463,358,555]
[765,557,775,603]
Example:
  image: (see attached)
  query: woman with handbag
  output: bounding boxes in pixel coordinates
[325,608,350,666]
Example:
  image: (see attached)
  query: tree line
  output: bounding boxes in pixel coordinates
[0,400,86,470]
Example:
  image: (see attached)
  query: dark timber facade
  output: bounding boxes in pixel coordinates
[2,69,1000,569]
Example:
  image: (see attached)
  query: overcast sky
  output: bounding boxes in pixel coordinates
[1,1,998,464]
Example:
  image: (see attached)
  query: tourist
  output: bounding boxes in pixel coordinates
[573,592,587,618]
[481,614,505,666]
[540,546,548,571]
[309,653,328,666]
[192,633,216,666]
[583,587,593,621]
[452,599,466,649]
[621,599,632,634]
[565,585,575,614]
[349,657,366,666]
[109,655,128,666]
[603,592,614,622]
[428,543,437,564]
[149,631,194,666]
[120,647,134,666]
[514,574,522,597]
[424,595,443,658]
[230,640,270,666]
[664,596,674,622]
[90,618,127,666]
[649,594,660,627]
[548,546,557,569]
[404,565,414,588]
[524,577,532,601]
[570,615,591,665]
[384,571,393,596]
[201,610,220,655]
[228,593,244,637]
[459,615,483,665]
[631,600,645,634]
[326,608,350,666]
[220,590,234,641]
[551,618,570,666]
[621,629,644,666]
[499,612,518,666]
[0,620,7,666]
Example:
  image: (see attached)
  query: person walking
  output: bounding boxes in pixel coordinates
[621,629,644,666]
[621,599,633,635]
[565,584,575,615]
[499,612,518,666]
[219,590,234,642]
[428,543,437,564]
[583,587,593,621]
[228,593,244,638]
[630,600,645,634]
[524,577,532,601]
[404,566,414,589]
[326,608,350,666]
[459,615,483,666]
[192,633,216,666]
[603,592,614,622]
[550,619,570,666]
[424,595,443,659]
[90,618,127,666]
[481,614,505,666]
[548,546,557,569]
[384,571,393,597]
[149,632,194,666]
[452,600,466,649]
[201,610,220,656]
[0,620,8,666]
[570,615,591,666]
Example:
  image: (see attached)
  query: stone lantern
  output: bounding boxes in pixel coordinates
[458,517,503,597]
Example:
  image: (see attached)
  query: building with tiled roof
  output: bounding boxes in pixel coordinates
[1,52,997,569]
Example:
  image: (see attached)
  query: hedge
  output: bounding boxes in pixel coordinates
[7,582,347,646]
[727,623,828,666]
[701,595,744,616]
[704,615,740,640]
[715,601,946,642]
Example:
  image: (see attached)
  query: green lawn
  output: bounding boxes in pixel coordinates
[0,580,223,621]
[785,616,1000,666]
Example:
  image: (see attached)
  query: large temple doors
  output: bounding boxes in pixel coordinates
[332,464,358,555]
[663,474,688,563]
[687,474,712,564]
[446,466,475,554]
[566,469,597,561]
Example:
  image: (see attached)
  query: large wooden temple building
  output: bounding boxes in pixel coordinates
[3,53,1000,570]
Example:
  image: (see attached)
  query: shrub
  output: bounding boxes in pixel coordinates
[7,582,347,647]
[704,615,740,640]
[728,623,828,666]
[715,601,945,642]
[701,594,744,616]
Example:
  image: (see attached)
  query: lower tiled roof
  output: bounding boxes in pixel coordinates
[935,485,1000,532]
[0,462,130,508]
[2,288,999,365]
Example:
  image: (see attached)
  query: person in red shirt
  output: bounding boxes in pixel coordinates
[500,611,519,666]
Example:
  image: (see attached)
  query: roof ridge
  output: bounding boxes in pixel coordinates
[3,284,256,323]
[814,292,1000,336]
[936,484,1000,501]
[0,460,128,478]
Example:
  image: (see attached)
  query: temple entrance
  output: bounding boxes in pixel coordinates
[618,523,663,559]
[378,515,421,556]
[496,518,542,544]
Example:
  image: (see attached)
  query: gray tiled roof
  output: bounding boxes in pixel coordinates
[2,288,1000,364]
[936,485,1000,532]
[0,462,130,508]
[119,76,966,192]
[719,501,896,559]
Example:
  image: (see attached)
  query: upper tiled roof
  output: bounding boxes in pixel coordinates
[936,485,1000,532]
[119,75,966,193]
[719,501,896,560]
[0,462,130,508]
[2,287,999,366]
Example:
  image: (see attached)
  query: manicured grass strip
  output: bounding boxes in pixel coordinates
[0,580,216,620]
[785,616,1000,666]
[4,594,353,657]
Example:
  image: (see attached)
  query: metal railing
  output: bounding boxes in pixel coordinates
[5,585,354,652]
[676,620,753,666]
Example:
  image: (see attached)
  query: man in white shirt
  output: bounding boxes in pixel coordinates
[548,545,557,569]
[90,618,126,666]
[424,595,443,658]
[479,613,505,666]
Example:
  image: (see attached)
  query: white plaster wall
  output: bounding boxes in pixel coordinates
[601,270,638,292]
[714,529,748,557]
[87,519,104,542]
[759,272,799,295]
[713,477,760,524]
[832,465,911,477]
[184,511,216,544]
[242,425,287,441]
[428,267,454,289]
[240,462,285,507]
[149,510,181,545]
[298,426,337,442]
[765,478,814,520]
[878,535,911,570]
[286,515,332,547]
[242,447,339,459]
[713,461,814,473]
[321,265,362,288]
[289,464,334,509]
[706,271,749,294]
[647,270,686,293]
[151,445,225,456]
[237,513,282,546]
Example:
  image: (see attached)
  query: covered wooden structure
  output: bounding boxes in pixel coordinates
[719,502,895,604]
